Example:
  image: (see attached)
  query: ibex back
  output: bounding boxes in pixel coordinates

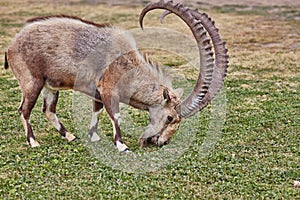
[4,0,228,152]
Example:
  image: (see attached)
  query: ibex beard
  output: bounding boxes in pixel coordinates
[4,0,228,153]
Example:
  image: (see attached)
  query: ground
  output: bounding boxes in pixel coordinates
[0,0,299,199]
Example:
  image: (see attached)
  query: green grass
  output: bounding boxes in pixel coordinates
[0,1,300,199]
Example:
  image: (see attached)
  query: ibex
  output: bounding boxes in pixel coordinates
[4,0,228,152]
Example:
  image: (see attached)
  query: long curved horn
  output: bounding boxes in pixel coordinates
[139,0,229,118]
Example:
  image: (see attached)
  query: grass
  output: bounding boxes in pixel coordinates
[212,4,300,20]
[0,0,300,199]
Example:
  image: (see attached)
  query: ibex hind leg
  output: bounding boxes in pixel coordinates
[18,79,44,147]
[42,87,76,142]
[88,100,103,142]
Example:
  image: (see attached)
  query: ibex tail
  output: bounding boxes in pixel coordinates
[4,52,9,69]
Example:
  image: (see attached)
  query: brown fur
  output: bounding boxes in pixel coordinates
[27,14,110,28]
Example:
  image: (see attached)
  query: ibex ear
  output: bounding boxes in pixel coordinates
[174,88,184,98]
[163,89,171,104]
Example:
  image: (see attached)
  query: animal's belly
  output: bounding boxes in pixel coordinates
[45,77,76,91]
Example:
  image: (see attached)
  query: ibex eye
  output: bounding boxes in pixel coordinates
[167,116,173,122]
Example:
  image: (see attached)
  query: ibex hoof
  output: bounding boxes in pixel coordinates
[63,132,77,142]
[27,138,40,147]
[122,148,130,153]
[89,132,101,142]
[116,141,130,153]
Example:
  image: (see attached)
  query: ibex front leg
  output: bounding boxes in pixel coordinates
[103,96,129,153]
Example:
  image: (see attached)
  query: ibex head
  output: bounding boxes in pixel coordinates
[138,0,229,147]
[139,87,183,147]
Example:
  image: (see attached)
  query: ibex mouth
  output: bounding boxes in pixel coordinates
[147,135,159,145]
[140,133,168,147]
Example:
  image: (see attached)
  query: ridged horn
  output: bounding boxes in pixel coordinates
[139,0,229,118]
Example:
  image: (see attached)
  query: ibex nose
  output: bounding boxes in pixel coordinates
[157,138,169,146]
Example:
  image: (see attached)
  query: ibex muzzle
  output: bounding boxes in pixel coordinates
[4,0,228,152]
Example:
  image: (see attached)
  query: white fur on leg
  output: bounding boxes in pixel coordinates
[20,114,28,133]
[110,118,117,138]
[88,109,102,142]
[89,132,101,142]
[116,141,129,153]
[46,113,61,131]
[28,137,40,147]
[110,114,129,152]
[114,113,121,126]
[64,132,76,142]
[42,88,63,131]
[89,109,102,128]
[21,114,40,147]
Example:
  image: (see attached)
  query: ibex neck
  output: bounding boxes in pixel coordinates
[128,84,168,110]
